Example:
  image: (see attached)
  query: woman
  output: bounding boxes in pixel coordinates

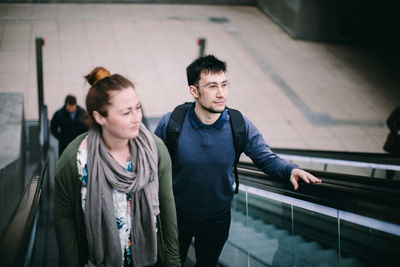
[54,67,180,267]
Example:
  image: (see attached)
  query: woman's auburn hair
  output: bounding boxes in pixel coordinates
[84,67,135,128]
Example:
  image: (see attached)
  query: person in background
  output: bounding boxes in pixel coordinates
[54,67,180,267]
[51,94,88,157]
[384,106,400,179]
[155,55,322,267]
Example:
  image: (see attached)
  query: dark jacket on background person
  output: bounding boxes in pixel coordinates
[384,106,400,154]
[387,106,400,134]
[51,105,88,156]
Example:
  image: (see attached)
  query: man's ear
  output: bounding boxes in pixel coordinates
[92,110,105,126]
[189,85,199,99]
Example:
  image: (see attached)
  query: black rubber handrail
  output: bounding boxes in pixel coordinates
[0,105,50,267]
[237,162,400,226]
[0,158,48,266]
[238,161,400,192]
[271,147,400,166]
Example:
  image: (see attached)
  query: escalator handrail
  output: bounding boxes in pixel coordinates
[0,157,48,266]
[237,161,400,226]
[0,105,50,266]
[238,161,400,193]
[271,147,400,167]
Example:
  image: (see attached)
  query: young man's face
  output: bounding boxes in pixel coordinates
[191,71,229,114]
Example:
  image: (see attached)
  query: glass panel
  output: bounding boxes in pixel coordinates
[340,220,400,266]
[222,189,294,266]
[220,185,400,267]
[292,206,340,266]
[247,190,293,267]
[220,190,251,266]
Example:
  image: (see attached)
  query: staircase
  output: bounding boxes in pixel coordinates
[219,209,365,267]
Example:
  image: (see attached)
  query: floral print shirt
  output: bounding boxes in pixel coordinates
[77,137,132,266]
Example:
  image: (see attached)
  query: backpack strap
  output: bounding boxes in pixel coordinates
[166,103,246,194]
[227,108,246,194]
[166,102,192,160]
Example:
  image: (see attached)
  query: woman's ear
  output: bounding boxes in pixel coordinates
[189,85,199,100]
[92,110,105,126]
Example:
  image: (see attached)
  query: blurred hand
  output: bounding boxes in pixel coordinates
[290,168,322,190]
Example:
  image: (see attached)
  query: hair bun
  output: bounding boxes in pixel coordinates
[85,66,111,86]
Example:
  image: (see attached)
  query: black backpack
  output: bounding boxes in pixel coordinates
[165,102,246,193]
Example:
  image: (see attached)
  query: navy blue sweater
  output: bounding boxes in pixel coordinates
[155,104,298,220]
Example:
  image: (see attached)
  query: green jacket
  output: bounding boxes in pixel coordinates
[54,133,181,267]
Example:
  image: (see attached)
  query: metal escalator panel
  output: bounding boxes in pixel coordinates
[220,186,400,267]
[29,145,59,267]
[0,106,58,267]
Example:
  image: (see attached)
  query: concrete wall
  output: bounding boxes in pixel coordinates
[255,0,396,45]
[256,0,364,42]
[0,93,26,238]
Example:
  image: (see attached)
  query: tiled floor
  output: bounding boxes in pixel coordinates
[1,3,399,153]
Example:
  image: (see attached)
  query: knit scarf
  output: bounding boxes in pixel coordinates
[85,123,159,267]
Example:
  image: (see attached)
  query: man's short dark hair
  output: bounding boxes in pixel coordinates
[65,94,77,106]
[186,55,227,86]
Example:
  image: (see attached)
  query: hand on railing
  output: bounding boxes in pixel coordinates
[290,168,322,190]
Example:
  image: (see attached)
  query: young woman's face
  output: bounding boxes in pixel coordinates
[98,87,142,141]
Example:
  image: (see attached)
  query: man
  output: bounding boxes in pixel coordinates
[154,55,321,266]
[51,94,88,157]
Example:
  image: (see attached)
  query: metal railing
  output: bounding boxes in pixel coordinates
[225,161,400,266]
[0,105,49,267]
[237,160,400,228]
[269,147,400,178]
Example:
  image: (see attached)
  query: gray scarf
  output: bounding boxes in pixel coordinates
[85,123,159,267]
